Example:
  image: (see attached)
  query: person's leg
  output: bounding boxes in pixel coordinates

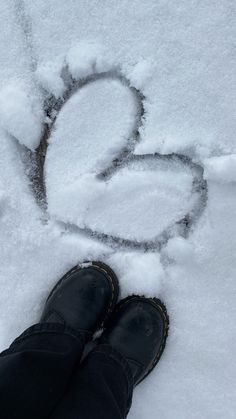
[0,261,119,419]
[50,296,169,419]
[0,323,84,419]
[50,343,133,419]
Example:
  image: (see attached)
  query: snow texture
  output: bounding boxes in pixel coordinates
[204,154,236,183]
[0,1,236,418]
[45,77,196,241]
[36,57,66,99]
[66,41,114,79]
[0,80,43,150]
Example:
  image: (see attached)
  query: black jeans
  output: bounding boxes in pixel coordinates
[0,323,133,419]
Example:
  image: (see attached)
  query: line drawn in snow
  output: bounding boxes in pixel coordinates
[26,69,208,251]
[7,11,208,250]
[14,0,38,73]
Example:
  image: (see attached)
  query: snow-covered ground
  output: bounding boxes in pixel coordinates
[0,1,236,418]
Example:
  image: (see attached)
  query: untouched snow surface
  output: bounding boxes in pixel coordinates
[0,1,236,418]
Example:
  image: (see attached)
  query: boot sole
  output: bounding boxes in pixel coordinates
[45,260,120,330]
[110,294,169,386]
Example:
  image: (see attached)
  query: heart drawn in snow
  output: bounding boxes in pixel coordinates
[30,70,207,251]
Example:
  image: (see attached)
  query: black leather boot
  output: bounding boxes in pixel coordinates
[101,295,169,386]
[41,261,119,341]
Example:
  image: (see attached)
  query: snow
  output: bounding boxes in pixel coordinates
[66,41,113,79]
[162,236,195,265]
[36,57,66,99]
[204,154,236,183]
[0,80,43,150]
[75,167,193,241]
[108,252,164,298]
[45,78,137,182]
[0,1,236,418]
[123,59,155,90]
[46,76,196,241]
